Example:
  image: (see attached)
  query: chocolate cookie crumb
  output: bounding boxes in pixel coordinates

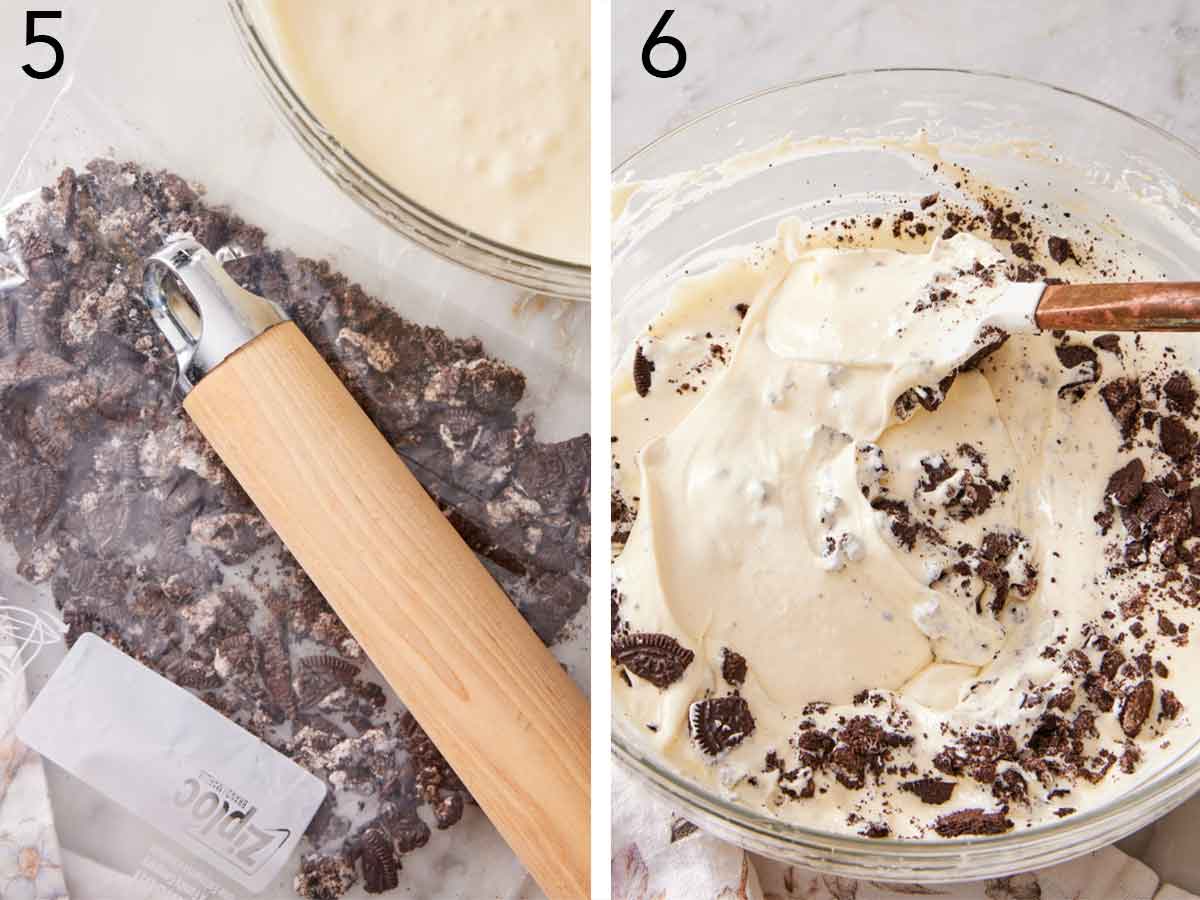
[689,696,755,756]
[1160,689,1183,722]
[296,855,358,900]
[1160,417,1196,462]
[1048,236,1073,264]
[900,778,957,805]
[1105,459,1145,507]
[932,808,1013,837]
[721,647,747,687]
[633,345,655,397]
[1055,344,1097,370]
[669,817,699,843]
[360,829,400,894]
[1100,378,1143,443]
[991,770,1028,804]
[611,632,694,689]
[1120,680,1154,738]
[1165,372,1198,417]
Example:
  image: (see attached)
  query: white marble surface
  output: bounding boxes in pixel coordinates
[612,0,1200,895]
[613,0,1200,163]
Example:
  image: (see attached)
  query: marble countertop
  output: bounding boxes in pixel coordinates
[613,0,1200,162]
[612,1,1200,895]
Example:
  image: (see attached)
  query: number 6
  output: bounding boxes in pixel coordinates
[643,10,686,79]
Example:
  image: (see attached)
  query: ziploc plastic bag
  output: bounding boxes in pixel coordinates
[0,3,589,898]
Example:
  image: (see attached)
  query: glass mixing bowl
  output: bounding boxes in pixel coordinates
[229,0,590,300]
[612,69,1200,882]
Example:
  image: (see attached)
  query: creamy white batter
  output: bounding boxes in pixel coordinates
[613,219,1200,837]
[267,0,589,264]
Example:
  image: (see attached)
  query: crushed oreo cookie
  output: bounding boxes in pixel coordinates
[633,344,654,397]
[689,696,755,756]
[1119,680,1154,738]
[900,777,957,805]
[611,632,694,689]
[721,647,747,687]
[1055,342,1100,399]
[1100,378,1142,445]
[1047,236,1074,265]
[894,327,1009,421]
[0,160,589,897]
[932,807,1013,837]
[669,816,699,843]
[1105,458,1145,508]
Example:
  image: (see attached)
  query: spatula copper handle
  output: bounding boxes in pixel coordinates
[1036,282,1200,332]
[143,239,590,898]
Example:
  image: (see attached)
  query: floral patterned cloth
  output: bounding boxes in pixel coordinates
[613,766,1198,900]
[0,642,68,900]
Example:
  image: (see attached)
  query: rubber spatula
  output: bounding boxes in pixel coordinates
[980,280,1200,333]
[142,235,590,899]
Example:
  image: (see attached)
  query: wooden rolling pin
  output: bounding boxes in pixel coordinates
[142,237,589,898]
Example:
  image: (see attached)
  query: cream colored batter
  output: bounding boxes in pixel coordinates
[266,0,589,264]
[613,218,1200,837]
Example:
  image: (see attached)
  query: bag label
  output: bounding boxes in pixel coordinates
[18,633,326,893]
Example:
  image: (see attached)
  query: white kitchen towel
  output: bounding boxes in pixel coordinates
[613,765,1198,900]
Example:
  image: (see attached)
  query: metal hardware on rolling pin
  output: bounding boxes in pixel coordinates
[143,235,288,393]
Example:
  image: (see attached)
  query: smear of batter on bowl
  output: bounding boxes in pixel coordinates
[612,170,1199,838]
[266,0,590,264]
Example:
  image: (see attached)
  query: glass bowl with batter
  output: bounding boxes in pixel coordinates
[230,0,590,300]
[612,69,1200,881]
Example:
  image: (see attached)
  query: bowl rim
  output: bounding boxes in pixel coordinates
[228,0,590,298]
[610,66,1200,867]
[614,66,1200,173]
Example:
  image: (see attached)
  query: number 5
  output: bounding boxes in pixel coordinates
[23,10,64,80]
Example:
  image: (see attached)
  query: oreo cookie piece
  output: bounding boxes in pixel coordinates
[611,632,694,689]
[1160,417,1196,463]
[1160,689,1183,722]
[1047,236,1074,264]
[721,648,747,687]
[900,778,956,805]
[360,828,400,895]
[1100,378,1142,443]
[1120,680,1154,738]
[295,855,357,899]
[1105,458,1145,507]
[1164,372,1197,417]
[932,808,1013,837]
[633,344,655,397]
[689,696,755,756]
